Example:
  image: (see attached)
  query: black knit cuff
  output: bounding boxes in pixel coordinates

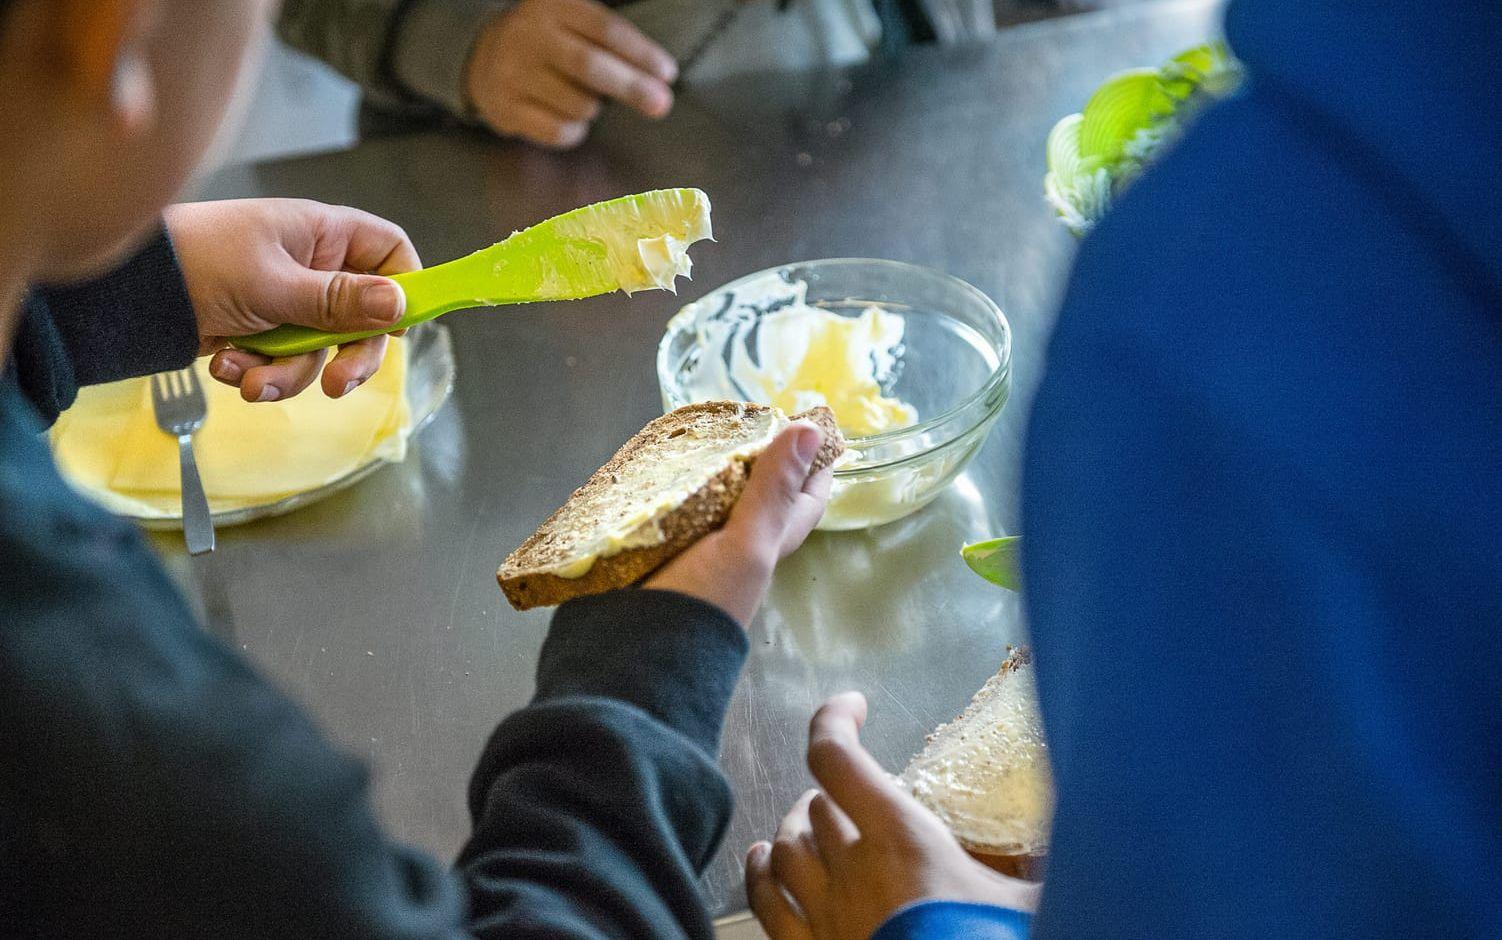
[37,227,199,387]
[535,589,750,754]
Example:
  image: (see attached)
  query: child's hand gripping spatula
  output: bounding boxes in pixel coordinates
[232,188,712,358]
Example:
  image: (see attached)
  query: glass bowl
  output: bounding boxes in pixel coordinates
[657,259,1011,530]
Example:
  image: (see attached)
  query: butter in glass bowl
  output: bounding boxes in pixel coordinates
[658,259,1011,531]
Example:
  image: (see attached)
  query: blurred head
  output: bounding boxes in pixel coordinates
[0,0,272,283]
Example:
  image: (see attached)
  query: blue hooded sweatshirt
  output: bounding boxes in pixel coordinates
[879,0,1502,937]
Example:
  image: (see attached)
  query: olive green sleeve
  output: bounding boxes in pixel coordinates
[276,0,510,117]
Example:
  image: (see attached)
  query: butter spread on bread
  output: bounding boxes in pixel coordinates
[498,401,843,610]
[901,647,1053,859]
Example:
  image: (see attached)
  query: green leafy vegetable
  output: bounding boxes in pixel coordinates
[961,536,1022,592]
[1044,42,1240,236]
[1078,68,1178,164]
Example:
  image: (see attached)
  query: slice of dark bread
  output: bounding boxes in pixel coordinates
[498,401,843,610]
[901,647,1053,867]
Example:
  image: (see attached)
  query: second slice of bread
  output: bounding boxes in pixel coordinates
[901,647,1053,862]
[499,401,843,610]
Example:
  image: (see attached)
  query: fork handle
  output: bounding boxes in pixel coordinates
[177,434,215,555]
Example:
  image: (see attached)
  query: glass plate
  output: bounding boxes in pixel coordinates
[127,323,456,530]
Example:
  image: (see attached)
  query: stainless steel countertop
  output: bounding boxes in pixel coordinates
[171,0,1221,918]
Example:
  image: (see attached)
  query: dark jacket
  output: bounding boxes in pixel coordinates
[1023,0,1502,935]
[0,232,747,937]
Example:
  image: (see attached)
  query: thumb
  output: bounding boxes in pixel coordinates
[283,268,406,333]
[723,422,824,557]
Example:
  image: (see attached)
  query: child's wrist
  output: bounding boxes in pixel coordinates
[644,535,774,629]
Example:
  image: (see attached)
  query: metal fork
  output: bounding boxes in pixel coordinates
[150,368,215,555]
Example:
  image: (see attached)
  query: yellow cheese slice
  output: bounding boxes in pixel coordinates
[51,339,410,518]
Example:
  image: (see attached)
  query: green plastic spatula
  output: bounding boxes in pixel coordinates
[962,536,1022,591]
[233,188,713,358]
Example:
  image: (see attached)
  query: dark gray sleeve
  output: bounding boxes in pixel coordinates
[12,227,199,424]
[459,589,750,939]
[35,226,200,388]
[2,478,745,937]
[277,0,511,117]
[0,494,471,938]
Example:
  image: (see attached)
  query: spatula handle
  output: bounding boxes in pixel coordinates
[229,266,465,357]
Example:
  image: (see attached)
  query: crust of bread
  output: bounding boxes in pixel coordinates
[498,402,843,610]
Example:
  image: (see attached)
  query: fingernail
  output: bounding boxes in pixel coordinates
[794,424,822,465]
[361,280,403,326]
[340,380,359,398]
[211,358,242,383]
[256,385,281,403]
[660,57,679,83]
[640,84,672,119]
